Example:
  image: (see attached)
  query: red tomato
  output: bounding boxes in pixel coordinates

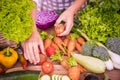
[42,61,54,74]
[46,46,56,57]
[38,54,47,65]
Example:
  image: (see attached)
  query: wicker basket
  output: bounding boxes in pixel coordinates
[0,33,18,50]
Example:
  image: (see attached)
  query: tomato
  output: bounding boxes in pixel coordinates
[46,46,56,57]
[38,54,47,65]
[55,23,65,34]
[42,61,54,74]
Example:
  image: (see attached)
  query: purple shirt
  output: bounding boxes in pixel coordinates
[33,0,86,13]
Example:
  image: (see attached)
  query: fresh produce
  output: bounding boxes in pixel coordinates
[50,50,70,70]
[84,73,99,80]
[54,21,65,34]
[0,0,35,43]
[92,46,109,61]
[17,48,28,69]
[76,0,120,44]
[77,37,85,46]
[63,35,70,47]
[44,34,53,50]
[72,27,120,70]
[105,37,120,55]
[0,47,18,68]
[0,70,40,80]
[40,75,51,80]
[81,40,96,56]
[36,10,58,30]
[40,31,48,40]
[38,53,47,65]
[40,74,70,80]
[67,33,79,57]
[0,67,4,74]
[46,46,56,57]
[75,41,82,53]
[68,65,80,80]
[42,61,54,74]
[72,53,106,73]
[54,37,66,54]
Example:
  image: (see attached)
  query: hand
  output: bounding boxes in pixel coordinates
[23,30,45,64]
[54,9,74,36]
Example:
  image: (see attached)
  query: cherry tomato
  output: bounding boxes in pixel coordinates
[38,54,47,65]
[42,61,54,74]
[46,46,56,57]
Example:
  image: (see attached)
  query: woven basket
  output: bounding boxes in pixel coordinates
[0,33,18,50]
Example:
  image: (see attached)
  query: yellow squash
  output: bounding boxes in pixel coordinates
[0,47,18,68]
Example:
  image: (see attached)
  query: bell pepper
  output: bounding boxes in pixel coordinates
[0,47,18,68]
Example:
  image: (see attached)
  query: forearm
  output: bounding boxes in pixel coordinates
[30,1,37,31]
[67,0,86,14]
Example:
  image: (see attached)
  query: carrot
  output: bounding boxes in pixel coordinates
[44,38,52,50]
[67,39,76,57]
[54,37,66,54]
[51,42,59,50]
[75,41,82,53]
[78,64,87,73]
[77,37,85,45]
[63,38,70,47]
[60,56,70,70]
[55,23,65,34]
[68,65,81,80]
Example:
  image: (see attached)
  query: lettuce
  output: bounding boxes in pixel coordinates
[0,0,35,43]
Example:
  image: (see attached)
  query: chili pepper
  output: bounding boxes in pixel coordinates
[18,48,28,69]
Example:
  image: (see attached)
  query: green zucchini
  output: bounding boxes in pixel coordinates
[0,70,40,80]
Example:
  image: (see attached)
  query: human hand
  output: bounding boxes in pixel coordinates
[54,9,74,36]
[23,30,45,64]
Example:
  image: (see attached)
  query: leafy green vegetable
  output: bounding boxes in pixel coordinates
[40,31,47,40]
[50,50,63,61]
[0,0,35,43]
[67,56,77,67]
[75,0,120,44]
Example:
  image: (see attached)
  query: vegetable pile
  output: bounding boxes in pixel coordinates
[0,0,35,43]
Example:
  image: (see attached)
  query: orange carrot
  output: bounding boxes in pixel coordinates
[78,64,87,73]
[63,38,70,47]
[54,37,66,54]
[60,56,70,70]
[77,37,85,45]
[51,42,59,50]
[44,38,52,50]
[68,65,81,80]
[55,24,65,34]
[67,39,76,57]
[75,41,82,53]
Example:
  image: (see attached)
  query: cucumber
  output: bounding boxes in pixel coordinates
[61,75,70,80]
[0,70,40,80]
[40,74,51,80]
[52,74,56,80]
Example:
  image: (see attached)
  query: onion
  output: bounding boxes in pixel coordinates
[36,10,58,30]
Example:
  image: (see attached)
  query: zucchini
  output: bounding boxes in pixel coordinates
[0,70,40,80]
[52,74,56,80]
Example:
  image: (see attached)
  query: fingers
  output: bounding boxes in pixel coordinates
[23,42,40,64]
[58,20,73,36]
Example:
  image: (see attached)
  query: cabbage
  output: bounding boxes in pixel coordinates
[36,10,58,30]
